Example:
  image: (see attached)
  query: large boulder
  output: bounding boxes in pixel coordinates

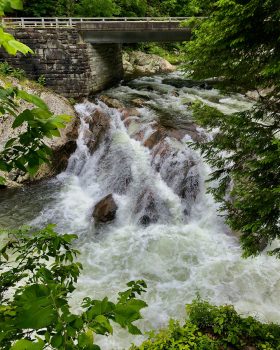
[123,51,176,79]
[92,194,118,224]
[0,76,78,186]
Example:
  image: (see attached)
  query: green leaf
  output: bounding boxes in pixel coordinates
[128,323,142,335]
[12,109,34,128]
[94,315,113,334]
[0,160,8,171]
[0,176,6,185]
[4,137,17,148]
[17,90,49,111]
[50,334,63,348]
[10,0,23,10]
[78,330,94,348]
[10,339,44,350]
[14,284,56,329]
[7,40,33,55]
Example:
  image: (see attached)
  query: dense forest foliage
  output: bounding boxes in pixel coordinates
[184,0,280,257]
[16,0,208,17]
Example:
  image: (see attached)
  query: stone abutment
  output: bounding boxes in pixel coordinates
[0,28,123,98]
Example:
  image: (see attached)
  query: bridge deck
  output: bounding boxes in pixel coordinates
[2,17,190,28]
[2,17,192,43]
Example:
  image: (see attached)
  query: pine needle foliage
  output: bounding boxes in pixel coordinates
[183,0,280,257]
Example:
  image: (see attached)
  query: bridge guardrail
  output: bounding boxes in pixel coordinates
[1,17,192,28]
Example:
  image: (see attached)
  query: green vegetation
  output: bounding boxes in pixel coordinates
[0,62,26,80]
[183,0,280,257]
[132,299,280,350]
[37,74,46,86]
[124,43,185,65]
[18,0,209,17]
[0,225,147,350]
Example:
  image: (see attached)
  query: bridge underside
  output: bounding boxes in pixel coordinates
[76,22,191,43]
[80,29,191,43]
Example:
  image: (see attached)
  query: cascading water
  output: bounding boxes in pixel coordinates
[1,72,280,350]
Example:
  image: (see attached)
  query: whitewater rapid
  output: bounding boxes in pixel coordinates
[0,72,279,349]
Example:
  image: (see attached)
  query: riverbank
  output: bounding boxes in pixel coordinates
[0,74,79,186]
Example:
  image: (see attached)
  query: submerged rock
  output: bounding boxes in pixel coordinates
[93,194,118,224]
[135,190,160,226]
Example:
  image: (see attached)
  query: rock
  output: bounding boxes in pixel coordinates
[131,98,147,107]
[166,123,204,142]
[162,78,213,90]
[99,95,125,109]
[92,194,118,224]
[245,87,274,101]
[151,140,172,163]
[86,109,111,153]
[123,117,140,128]
[123,51,176,79]
[135,190,159,226]
[0,76,78,186]
[121,108,141,120]
[143,128,166,149]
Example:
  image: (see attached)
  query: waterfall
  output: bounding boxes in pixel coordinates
[1,72,279,350]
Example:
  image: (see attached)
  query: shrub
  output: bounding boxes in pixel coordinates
[0,62,26,80]
[37,74,46,86]
[0,225,147,349]
[132,299,280,350]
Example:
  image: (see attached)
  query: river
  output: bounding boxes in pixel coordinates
[0,72,279,349]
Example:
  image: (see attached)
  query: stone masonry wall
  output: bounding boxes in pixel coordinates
[0,28,123,98]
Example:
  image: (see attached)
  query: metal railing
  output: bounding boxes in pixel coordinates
[1,17,191,28]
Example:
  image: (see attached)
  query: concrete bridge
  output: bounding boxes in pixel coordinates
[0,17,192,97]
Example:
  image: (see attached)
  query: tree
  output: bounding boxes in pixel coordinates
[21,0,76,16]
[183,0,280,256]
[75,0,120,17]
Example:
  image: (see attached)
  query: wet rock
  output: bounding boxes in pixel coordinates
[166,128,187,141]
[86,109,111,153]
[166,124,204,143]
[151,140,172,165]
[162,78,213,90]
[135,190,159,226]
[124,116,140,128]
[93,194,118,224]
[143,128,166,149]
[99,95,125,109]
[121,108,141,120]
[139,215,153,226]
[131,98,147,107]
